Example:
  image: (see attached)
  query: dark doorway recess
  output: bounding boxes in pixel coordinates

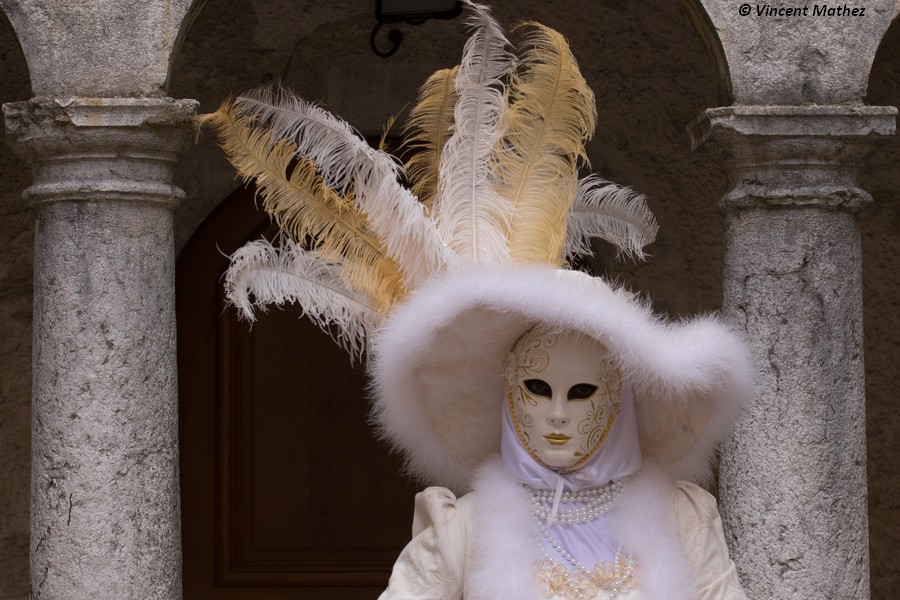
[177,184,418,599]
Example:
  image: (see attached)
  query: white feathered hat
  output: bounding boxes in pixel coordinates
[371,266,751,492]
[201,1,751,494]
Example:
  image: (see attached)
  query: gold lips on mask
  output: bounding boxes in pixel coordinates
[505,327,622,471]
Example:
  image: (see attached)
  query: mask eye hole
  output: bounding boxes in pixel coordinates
[567,383,598,400]
[523,379,552,397]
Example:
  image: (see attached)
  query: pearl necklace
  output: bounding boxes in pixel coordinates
[526,480,624,525]
[527,480,638,599]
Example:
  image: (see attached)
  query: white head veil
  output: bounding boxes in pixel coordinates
[500,382,643,564]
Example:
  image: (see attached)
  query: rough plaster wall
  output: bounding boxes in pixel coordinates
[0,6,32,600]
[860,17,900,599]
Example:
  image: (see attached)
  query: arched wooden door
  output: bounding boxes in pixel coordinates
[177,186,419,599]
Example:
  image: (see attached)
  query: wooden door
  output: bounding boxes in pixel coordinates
[177,186,419,599]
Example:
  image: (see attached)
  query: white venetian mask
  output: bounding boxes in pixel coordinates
[505,327,622,471]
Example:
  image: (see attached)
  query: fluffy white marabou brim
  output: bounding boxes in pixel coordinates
[370,265,753,493]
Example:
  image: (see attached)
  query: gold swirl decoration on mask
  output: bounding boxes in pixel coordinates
[573,356,622,463]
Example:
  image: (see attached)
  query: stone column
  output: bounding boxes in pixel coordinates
[4,97,197,600]
[689,105,896,599]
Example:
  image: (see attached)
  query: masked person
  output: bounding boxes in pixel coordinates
[202,2,752,598]
[373,283,751,599]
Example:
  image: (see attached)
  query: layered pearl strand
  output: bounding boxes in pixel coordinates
[527,480,624,525]
[527,480,638,600]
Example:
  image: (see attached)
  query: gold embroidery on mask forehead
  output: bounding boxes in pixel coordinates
[514,326,558,378]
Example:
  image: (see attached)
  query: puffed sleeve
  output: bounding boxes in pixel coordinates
[379,487,468,600]
[675,481,749,600]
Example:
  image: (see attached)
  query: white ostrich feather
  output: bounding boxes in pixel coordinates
[432,0,516,263]
[566,175,659,261]
[224,236,378,360]
[231,87,449,286]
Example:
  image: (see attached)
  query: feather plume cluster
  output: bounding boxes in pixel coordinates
[201,0,658,359]
[199,103,406,312]
[227,87,449,287]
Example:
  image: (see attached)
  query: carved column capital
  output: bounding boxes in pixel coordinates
[3,97,197,208]
[688,105,896,211]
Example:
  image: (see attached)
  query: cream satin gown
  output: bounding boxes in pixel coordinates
[380,481,747,600]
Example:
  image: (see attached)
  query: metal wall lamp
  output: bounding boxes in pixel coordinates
[371,0,463,58]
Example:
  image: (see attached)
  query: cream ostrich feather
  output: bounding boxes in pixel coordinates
[495,23,597,265]
[224,237,377,360]
[401,66,459,213]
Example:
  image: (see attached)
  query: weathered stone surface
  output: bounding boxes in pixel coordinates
[5,98,197,207]
[0,0,202,96]
[5,97,196,599]
[692,105,895,599]
[30,200,182,600]
[722,207,869,599]
[682,0,899,104]
[689,105,897,211]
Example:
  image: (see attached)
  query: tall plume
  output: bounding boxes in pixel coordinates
[431,0,516,263]
[494,23,597,265]
[401,66,460,213]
